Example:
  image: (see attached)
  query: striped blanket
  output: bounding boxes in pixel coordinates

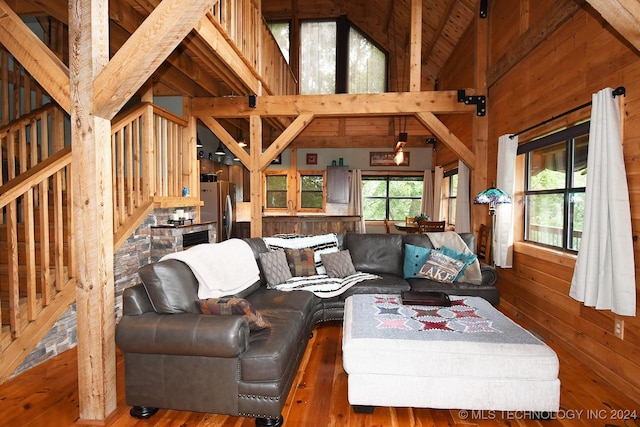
[272,272,381,298]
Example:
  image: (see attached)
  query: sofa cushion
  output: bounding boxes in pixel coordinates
[440,245,478,280]
[321,250,357,278]
[345,232,404,276]
[138,259,200,314]
[198,297,271,330]
[418,251,465,283]
[285,247,317,276]
[241,309,307,382]
[403,244,432,278]
[263,233,340,274]
[259,250,292,287]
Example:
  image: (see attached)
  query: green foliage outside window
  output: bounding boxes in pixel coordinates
[300,175,324,209]
[266,175,287,209]
[363,176,423,221]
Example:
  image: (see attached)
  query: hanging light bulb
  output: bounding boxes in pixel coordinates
[394,146,405,165]
[214,142,225,156]
[238,131,247,148]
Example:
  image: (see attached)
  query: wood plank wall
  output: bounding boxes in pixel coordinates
[440,0,640,399]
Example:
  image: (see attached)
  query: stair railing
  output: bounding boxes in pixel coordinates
[0,146,72,343]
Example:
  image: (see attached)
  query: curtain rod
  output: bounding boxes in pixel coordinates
[509,86,626,139]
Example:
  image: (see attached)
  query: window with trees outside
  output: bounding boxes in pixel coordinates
[267,21,290,63]
[522,122,589,251]
[299,171,325,211]
[362,175,423,221]
[297,18,386,95]
[265,173,288,209]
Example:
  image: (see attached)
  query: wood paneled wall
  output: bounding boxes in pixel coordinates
[442,0,640,398]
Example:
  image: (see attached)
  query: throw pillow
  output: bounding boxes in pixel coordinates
[403,244,432,279]
[198,297,271,330]
[440,245,478,281]
[259,250,292,287]
[285,247,317,276]
[418,250,465,284]
[320,250,357,278]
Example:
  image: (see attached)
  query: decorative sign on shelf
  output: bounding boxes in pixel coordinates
[370,151,410,166]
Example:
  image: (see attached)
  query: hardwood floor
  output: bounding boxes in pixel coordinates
[1,321,638,427]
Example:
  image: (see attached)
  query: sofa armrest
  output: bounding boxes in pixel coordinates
[480,263,498,287]
[116,312,250,358]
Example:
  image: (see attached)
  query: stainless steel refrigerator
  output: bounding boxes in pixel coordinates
[200,180,235,241]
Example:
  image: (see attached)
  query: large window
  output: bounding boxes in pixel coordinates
[522,123,589,251]
[300,21,337,94]
[362,175,423,221]
[298,18,386,95]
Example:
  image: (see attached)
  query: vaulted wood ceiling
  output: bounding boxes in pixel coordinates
[8,0,480,98]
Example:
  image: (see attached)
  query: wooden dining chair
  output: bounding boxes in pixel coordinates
[417,220,446,233]
[477,223,491,263]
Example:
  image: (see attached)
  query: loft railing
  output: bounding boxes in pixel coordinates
[208,0,297,95]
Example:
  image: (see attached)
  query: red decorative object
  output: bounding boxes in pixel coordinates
[306,153,318,165]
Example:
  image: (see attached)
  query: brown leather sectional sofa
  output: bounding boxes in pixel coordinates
[116,232,498,427]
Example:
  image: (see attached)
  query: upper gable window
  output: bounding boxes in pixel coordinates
[348,27,387,93]
[268,21,290,63]
[300,21,337,94]
[297,18,387,95]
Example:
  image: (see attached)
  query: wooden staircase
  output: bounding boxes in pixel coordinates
[0,143,75,382]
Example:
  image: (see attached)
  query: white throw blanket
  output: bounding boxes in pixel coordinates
[426,231,482,285]
[161,239,260,299]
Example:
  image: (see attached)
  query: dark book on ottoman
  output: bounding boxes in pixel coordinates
[401,291,451,307]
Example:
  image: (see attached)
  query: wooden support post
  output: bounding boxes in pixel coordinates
[250,115,263,237]
[69,0,117,421]
[409,0,422,91]
[472,0,490,235]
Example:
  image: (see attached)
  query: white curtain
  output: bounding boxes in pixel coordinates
[421,170,433,218]
[455,160,470,233]
[495,134,518,268]
[349,169,366,233]
[432,166,444,221]
[570,88,636,316]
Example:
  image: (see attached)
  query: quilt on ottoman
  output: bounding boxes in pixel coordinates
[342,294,560,411]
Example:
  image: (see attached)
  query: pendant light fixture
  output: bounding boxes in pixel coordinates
[214,142,225,156]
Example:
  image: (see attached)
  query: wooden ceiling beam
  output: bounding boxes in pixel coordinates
[93,0,213,119]
[259,113,314,170]
[585,0,640,52]
[415,111,475,169]
[199,116,251,166]
[0,0,70,112]
[192,91,476,118]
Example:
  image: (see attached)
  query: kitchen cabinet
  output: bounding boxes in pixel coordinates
[326,165,350,204]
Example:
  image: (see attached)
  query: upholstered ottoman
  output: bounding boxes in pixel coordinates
[342,294,560,412]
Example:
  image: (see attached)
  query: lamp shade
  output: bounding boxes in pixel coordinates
[474,186,511,205]
[214,143,226,156]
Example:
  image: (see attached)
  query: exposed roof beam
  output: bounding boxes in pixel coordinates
[192,91,476,118]
[93,0,213,119]
[415,111,475,169]
[585,0,640,52]
[0,0,70,112]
